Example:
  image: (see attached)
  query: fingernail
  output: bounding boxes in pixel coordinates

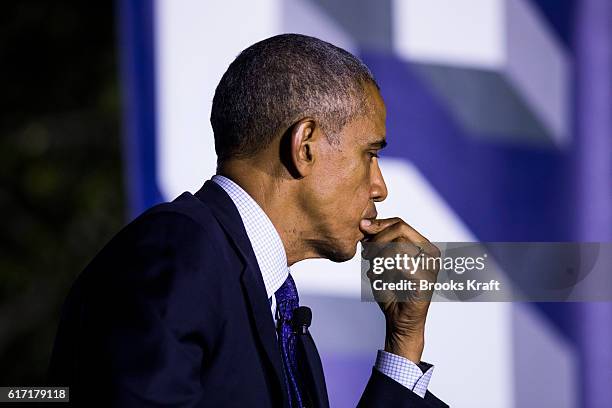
[361,219,372,227]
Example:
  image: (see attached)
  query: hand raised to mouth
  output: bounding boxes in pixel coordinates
[360,217,441,364]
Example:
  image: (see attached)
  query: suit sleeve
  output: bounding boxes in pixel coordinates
[358,368,449,408]
[51,212,222,407]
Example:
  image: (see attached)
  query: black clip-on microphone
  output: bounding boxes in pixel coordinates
[292,306,312,335]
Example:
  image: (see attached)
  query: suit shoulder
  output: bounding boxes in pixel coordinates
[139,191,219,231]
[118,192,225,246]
[88,192,235,277]
[77,192,241,302]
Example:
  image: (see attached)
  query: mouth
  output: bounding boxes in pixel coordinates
[359,210,378,242]
[362,208,378,221]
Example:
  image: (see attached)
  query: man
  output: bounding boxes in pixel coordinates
[49,34,448,407]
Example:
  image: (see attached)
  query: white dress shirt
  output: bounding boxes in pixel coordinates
[211,175,434,398]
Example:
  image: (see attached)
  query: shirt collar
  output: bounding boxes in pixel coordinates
[211,175,289,298]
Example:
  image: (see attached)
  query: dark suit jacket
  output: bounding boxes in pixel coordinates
[49,180,448,407]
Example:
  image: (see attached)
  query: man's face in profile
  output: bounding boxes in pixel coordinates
[305,83,388,262]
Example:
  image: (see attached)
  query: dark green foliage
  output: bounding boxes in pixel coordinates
[0,1,124,384]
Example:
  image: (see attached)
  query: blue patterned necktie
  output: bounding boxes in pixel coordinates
[275,274,304,408]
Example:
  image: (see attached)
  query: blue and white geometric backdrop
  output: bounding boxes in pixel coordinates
[118,1,612,406]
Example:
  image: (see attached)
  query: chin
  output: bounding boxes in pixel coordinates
[310,234,359,263]
[325,242,358,263]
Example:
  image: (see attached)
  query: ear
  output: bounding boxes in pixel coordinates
[288,118,317,177]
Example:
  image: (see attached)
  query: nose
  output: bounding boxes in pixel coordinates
[370,158,388,202]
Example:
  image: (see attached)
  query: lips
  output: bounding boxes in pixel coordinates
[359,207,378,243]
[362,208,378,221]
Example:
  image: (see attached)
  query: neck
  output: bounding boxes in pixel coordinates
[218,158,319,265]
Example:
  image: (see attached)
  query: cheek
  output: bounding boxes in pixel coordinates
[345,158,372,199]
[312,151,371,219]
[332,165,372,220]
[329,167,364,201]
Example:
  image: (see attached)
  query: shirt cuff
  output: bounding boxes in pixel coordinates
[374,350,435,398]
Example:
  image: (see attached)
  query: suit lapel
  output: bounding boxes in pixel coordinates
[298,332,330,408]
[195,181,289,406]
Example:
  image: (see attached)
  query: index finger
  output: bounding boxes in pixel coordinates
[360,217,402,236]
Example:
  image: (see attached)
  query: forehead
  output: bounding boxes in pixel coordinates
[344,85,386,146]
[366,85,386,136]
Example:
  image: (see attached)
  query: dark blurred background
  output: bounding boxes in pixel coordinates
[0,1,123,384]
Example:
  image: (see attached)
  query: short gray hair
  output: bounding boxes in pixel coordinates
[211,33,379,163]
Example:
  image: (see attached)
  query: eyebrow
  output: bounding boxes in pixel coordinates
[368,139,387,149]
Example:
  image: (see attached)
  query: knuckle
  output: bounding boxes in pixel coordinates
[398,223,411,234]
